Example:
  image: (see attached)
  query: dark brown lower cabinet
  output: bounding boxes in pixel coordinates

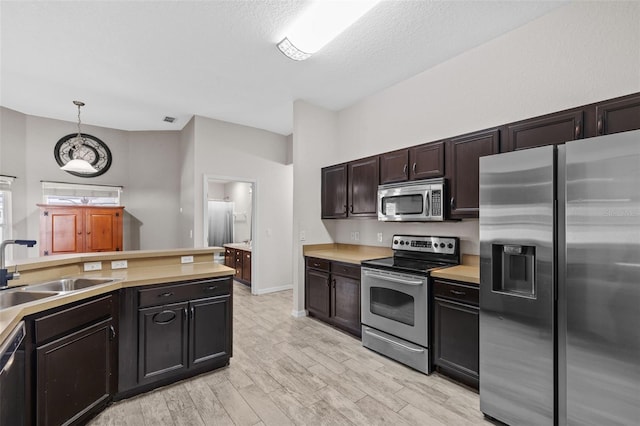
[27,293,118,426]
[119,276,233,399]
[433,279,479,389]
[305,257,361,337]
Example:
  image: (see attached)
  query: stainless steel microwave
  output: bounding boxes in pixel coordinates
[377,178,445,221]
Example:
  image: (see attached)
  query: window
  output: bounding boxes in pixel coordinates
[41,181,123,206]
[0,175,14,247]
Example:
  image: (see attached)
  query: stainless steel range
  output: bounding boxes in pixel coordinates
[361,235,459,374]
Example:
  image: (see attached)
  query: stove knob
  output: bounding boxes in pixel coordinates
[393,239,399,245]
[400,241,405,245]
[440,243,445,248]
[448,243,453,249]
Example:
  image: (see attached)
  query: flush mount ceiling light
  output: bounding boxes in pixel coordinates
[277,0,381,61]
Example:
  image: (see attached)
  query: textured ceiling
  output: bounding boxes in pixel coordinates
[0,1,565,135]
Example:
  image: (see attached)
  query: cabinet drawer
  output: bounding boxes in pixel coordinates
[331,262,360,279]
[34,294,114,344]
[139,278,231,308]
[433,280,479,306]
[306,257,330,271]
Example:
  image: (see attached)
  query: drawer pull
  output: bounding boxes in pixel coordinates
[450,289,466,296]
[158,292,174,298]
[313,263,320,267]
[152,310,177,324]
[204,285,218,292]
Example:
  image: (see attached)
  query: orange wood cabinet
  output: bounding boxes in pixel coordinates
[38,205,124,256]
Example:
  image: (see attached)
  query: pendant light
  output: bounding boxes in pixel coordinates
[60,101,98,174]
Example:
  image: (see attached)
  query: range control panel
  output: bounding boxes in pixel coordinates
[391,235,457,255]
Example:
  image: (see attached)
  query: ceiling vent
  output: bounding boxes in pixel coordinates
[163,116,176,123]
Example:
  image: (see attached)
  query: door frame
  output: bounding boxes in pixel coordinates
[203,174,258,294]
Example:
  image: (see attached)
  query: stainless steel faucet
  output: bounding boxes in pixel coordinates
[0,239,37,288]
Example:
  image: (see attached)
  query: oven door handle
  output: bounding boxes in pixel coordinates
[363,271,424,286]
[363,329,425,353]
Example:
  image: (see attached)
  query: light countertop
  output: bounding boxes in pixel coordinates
[431,255,480,285]
[304,243,392,265]
[0,249,234,343]
[224,243,252,252]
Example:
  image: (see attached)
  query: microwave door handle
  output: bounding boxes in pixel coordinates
[363,271,424,286]
[425,190,431,217]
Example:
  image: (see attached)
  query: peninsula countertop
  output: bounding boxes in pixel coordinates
[0,248,234,342]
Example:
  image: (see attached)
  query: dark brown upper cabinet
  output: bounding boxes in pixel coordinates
[595,93,640,136]
[409,141,445,180]
[503,110,584,152]
[447,128,500,219]
[348,156,379,217]
[321,163,348,219]
[380,149,409,184]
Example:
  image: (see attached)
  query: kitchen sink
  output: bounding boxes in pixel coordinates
[0,291,58,309]
[27,278,116,293]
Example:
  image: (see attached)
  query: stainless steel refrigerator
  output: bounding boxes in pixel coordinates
[479,130,640,426]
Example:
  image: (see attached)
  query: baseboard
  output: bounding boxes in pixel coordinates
[291,309,307,318]
[253,284,293,295]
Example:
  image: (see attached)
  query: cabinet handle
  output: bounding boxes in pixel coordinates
[77,231,82,235]
[87,231,91,235]
[412,163,417,173]
[597,116,604,135]
[574,121,581,139]
[158,292,174,298]
[190,306,195,319]
[349,205,354,213]
[450,289,466,296]
[403,164,407,174]
[204,285,218,292]
[332,279,336,289]
[109,325,116,340]
[153,310,177,325]
[450,197,455,210]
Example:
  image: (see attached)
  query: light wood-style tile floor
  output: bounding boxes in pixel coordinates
[90,282,491,425]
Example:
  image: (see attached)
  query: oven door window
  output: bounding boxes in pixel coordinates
[370,287,415,326]
[381,194,424,216]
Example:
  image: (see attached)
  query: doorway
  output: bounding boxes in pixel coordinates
[203,176,256,293]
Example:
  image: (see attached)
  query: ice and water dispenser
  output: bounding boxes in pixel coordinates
[492,244,536,298]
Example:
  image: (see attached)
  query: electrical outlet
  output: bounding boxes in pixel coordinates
[354,231,360,241]
[83,261,102,272]
[377,232,383,243]
[181,255,194,264]
[111,260,128,269]
[299,231,306,241]
[350,232,355,240]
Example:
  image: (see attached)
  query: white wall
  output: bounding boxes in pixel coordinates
[127,130,181,250]
[225,181,252,243]
[291,1,640,313]
[191,116,293,295]
[179,117,196,248]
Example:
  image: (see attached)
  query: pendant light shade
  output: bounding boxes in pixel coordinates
[61,158,98,173]
[60,101,98,174]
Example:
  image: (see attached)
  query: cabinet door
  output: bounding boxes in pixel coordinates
[234,250,243,279]
[331,275,361,336]
[85,208,123,252]
[321,164,348,219]
[138,302,188,383]
[347,156,379,217]
[305,269,331,320]
[224,248,235,268]
[504,110,583,152]
[242,251,251,283]
[409,141,445,180]
[39,207,83,256]
[447,129,500,218]
[433,298,479,388]
[595,93,640,136]
[189,295,231,367]
[36,318,115,426]
[380,149,409,184]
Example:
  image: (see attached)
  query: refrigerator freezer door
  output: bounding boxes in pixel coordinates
[564,131,640,425]
[479,145,555,425]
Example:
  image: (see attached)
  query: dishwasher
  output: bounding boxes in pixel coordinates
[0,321,26,425]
